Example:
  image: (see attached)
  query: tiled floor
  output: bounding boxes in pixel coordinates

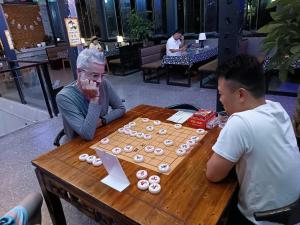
[0,71,297,225]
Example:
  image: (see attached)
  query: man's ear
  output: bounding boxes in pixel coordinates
[238,88,248,103]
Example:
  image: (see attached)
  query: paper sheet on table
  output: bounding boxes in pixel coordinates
[166,111,193,124]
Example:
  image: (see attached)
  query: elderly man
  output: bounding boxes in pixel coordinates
[166,29,187,56]
[206,54,300,224]
[56,48,125,141]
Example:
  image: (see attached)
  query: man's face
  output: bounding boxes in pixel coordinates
[78,62,105,85]
[173,32,182,40]
[218,77,242,116]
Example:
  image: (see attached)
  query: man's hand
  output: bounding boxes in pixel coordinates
[78,79,100,102]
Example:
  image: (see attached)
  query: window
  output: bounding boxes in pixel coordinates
[104,0,119,38]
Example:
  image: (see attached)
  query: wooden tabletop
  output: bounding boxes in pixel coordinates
[32,105,237,225]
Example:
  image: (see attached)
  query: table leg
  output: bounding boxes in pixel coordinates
[35,169,67,225]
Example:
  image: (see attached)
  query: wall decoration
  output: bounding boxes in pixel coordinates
[65,17,82,47]
[3,4,45,49]
[4,30,14,50]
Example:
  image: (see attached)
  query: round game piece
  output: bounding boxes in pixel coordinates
[154,148,164,156]
[146,126,154,131]
[153,120,161,126]
[190,136,200,142]
[92,158,102,166]
[144,145,155,153]
[148,175,160,184]
[148,183,161,194]
[144,134,152,140]
[136,132,144,139]
[136,170,148,180]
[129,121,136,127]
[174,124,182,129]
[142,118,149,123]
[164,139,173,146]
[79,153,89,162]
[180,143,190,151]
[176,148,186,156]
[86,155,96,164]
[158,128,167,135]
[186,139,196,146]
[118,128,125,134]
[134,154,144,163]
[137,179,149,190]
[158,163,170,173]
[112,147,122,155]
[123,145,133,153]
[196,128,206,135]
[124,129,131,135]
[129,130,137,137]
[124,124,131,129]
[100,137,109,144]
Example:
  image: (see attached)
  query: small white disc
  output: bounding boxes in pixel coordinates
[124,129,131,135]
[92,158,102,166]
[144,145,155,153]
[190,136,200,142]
[164,139,173,146]
[112,147,122,155]
[158,163,170,173]
[100,137,109,144]
[174,124,182,129]
[180,143,190,151]
[186,139,196,146]
[123,145,133,153]
[136,132,144,139]
[86,155,96,164]
[176,148,186,156]
[118,128,124,133]
[124,124,131,129]
[129,121,136,127]
[154,148,164,156]
[79,153,89,161]
[136,170,148,180]
[134,154,144,163]
[146,126,154,131]
[158,129,167,135]
[144,134,152,140]
[137,179,149,190]
[142,118,149,122]
[153,120,161,126]
[196,128,206,135]
[148,183,161,194]
[129,130,137,137]
[148,175,160,184]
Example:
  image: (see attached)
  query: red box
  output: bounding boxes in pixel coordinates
[188,109,216,129]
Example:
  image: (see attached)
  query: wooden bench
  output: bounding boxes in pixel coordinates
[198,58,218,88]
[46,45,69,70]
[140,44,166,83]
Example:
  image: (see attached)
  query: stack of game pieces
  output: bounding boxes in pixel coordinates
[136,169,161,194]
[78,153,102,167]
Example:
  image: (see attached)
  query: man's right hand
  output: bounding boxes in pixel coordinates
[78,79,100,102]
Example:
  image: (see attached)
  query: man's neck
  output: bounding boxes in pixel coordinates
[244,97,266,111]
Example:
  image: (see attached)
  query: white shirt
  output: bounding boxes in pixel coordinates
[166,36,181,56]
[213,100,300,224]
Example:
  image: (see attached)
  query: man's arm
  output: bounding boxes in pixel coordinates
[206,153,235,182]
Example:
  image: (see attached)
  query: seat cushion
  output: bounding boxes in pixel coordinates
[198,59,218,72]
[109,58,121,64]
[141,60,162,69]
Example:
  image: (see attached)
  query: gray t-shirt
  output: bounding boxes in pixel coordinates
[213,100,300,224]
[56,79,125,141]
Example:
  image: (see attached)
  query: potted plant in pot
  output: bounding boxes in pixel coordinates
[127,10,153,47]
[257,0,300,139]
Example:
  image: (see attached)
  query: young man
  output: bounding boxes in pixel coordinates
[166,29,187,56]
[206,54,300,224]
[56,48,125,141]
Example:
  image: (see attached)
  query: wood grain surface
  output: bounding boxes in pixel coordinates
[32,105,237,225]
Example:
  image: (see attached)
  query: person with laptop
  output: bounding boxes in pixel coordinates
[166,29,187,56]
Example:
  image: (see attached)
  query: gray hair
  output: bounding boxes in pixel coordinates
[76,48,105,70]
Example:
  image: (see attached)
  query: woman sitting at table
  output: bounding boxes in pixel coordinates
[89,36,103,52]
[166,29,187,56]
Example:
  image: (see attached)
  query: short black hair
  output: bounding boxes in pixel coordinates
[173,29,183,35]
[217,54,265,98]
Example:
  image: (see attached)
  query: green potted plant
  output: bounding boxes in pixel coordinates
[127,10,152,46]
[257,0,300,138]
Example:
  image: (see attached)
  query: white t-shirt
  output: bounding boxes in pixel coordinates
[166,36,181,56]
[213,100,300,224]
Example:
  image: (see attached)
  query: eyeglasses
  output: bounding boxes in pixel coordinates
[79,70,104,81]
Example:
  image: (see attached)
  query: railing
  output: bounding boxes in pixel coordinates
[0,58,62,118]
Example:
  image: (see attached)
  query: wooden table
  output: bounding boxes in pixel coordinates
[32,105,237,225]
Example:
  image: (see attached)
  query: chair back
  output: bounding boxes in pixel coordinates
[119,45,140,69]
[140,44,165,65]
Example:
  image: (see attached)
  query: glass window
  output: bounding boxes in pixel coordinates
[204,0,218,32]
[184,0,201,33]
[119,0,131,36]
[153,0,166,35]
[104,0,119,39]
